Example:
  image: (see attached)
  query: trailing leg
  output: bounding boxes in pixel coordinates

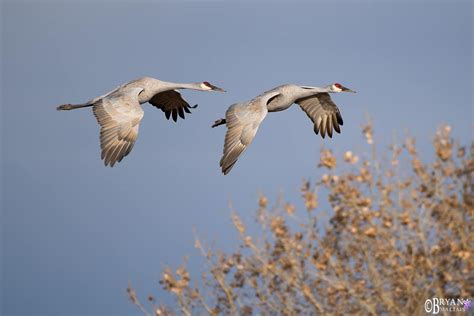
[56,102,94,111]
[212,118,226,128]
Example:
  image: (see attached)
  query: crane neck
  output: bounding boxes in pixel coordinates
[300,86,331,94]
[175,82,206,91]
[147,80,204,94]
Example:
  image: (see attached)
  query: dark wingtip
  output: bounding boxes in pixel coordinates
[327,126,333,138]
[320,126,326,138]
[333,121,341,134]
[178,108,185,119]
[189,104,198,109]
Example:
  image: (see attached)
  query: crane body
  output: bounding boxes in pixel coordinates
[57,76,225,167]
[213,83,355,174]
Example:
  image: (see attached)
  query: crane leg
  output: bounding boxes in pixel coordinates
[212,118,226,128]
[56,103,94,111]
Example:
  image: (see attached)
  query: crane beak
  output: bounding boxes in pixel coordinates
[342,87,357,93]
[342,86,356,93]
[210,84,226,92]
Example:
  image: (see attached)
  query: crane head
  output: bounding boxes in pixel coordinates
[200,81,226,92]
[332,83,356,93]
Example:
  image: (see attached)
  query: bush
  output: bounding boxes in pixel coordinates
[128,122,473,315]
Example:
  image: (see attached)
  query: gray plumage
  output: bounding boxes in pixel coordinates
[57,76,225,167]
[213,83,355,175]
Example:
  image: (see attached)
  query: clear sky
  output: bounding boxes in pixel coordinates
[1,1,472,315]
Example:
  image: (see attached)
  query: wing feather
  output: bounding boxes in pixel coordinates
[219,97,270,175]
[332,113,341,134]
[327,115,333,138]
[92,87,144,167]
[296,93,344,139]
[149,90,196,122]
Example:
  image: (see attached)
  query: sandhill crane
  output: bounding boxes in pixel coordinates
[212,83,356,175]
[57,76,225,167]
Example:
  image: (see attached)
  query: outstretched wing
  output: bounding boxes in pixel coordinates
[220,100,268,175]
[296,93,344,138]
[148,90,197,122]
[92,87,144,167]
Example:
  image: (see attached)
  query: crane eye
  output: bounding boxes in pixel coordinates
[203,81,211,87]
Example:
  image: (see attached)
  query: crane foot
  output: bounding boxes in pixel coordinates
[212,118,226,128]
[57,104,73,111]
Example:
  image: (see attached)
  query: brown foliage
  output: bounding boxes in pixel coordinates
[129,123,473,315]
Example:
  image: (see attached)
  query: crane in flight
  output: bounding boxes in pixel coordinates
[212,83,355,175]
[57,76,225,167]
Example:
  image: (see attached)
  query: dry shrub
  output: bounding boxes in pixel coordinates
[129,123,473,316]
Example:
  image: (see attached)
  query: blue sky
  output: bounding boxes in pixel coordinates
[1,1,472,315]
